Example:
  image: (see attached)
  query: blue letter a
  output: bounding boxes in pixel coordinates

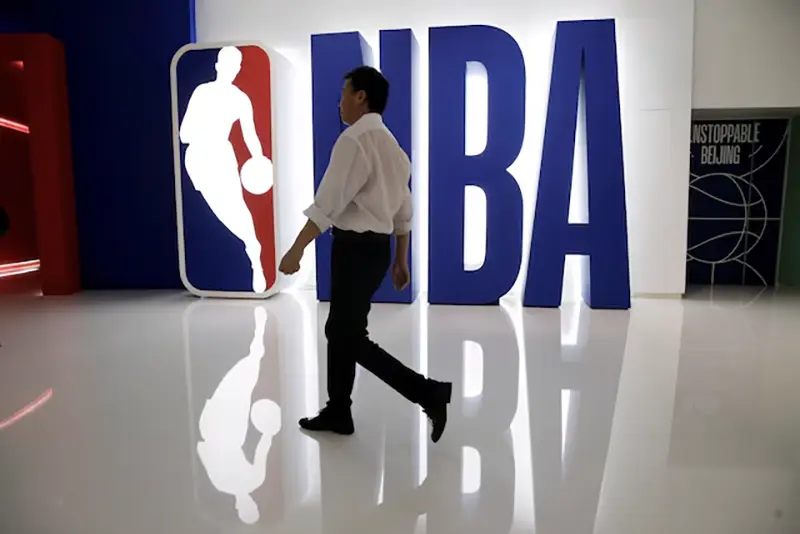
[525,19,630,309]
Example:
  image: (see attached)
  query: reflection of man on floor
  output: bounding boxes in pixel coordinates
[179,46,268,292]
[197,307,282,525]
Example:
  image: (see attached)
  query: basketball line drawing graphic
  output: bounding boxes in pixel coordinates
[687,125,788,286]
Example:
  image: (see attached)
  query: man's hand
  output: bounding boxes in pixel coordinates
[279,246,303,275]
[279,219,322,276]
[391,261,410,291]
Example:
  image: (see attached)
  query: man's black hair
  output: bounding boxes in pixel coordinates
[345,66,389,114]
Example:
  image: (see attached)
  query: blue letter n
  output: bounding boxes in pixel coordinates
[525,19,630,309]
[310,30,419,303]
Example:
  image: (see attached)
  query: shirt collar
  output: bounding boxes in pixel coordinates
[354,112,383,127]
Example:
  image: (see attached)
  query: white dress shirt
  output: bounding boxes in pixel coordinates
[304,113,412,235]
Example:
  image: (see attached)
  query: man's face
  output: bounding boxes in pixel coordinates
[339,79,365,126]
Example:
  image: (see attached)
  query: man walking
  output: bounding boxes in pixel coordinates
[278,66,452,443]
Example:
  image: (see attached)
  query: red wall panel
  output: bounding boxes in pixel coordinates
[0,59,38,265]
[0,34,79,294]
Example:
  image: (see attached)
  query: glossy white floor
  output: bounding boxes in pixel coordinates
[0,287,799,534]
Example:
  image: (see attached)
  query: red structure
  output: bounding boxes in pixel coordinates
[0,34,79,295]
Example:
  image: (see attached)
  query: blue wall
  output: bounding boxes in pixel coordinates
[2,0,196,288]
[0,1,46,34]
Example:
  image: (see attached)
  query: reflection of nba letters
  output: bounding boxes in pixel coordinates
[197,307,282,525]
[179,46,273,293]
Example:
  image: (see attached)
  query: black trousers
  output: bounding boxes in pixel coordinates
[326,228,429,409]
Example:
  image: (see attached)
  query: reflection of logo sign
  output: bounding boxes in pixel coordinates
[196,307,281,525]
[182,299,293,527]
[171,43,280,297]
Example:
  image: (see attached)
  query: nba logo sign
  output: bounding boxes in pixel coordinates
[171,43,281,298]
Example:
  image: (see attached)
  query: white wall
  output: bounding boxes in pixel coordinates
[196,0,696,299]
[693,0,800,110]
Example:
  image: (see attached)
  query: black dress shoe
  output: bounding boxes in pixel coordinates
[299,405,355,435]
[423,380,452,443]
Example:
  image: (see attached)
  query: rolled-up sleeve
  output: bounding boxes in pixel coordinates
[303,136,369,232]
[393,187,413,235]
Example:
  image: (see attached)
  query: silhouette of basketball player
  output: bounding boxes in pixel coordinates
[180,46,268,293]
[197,306,282,524]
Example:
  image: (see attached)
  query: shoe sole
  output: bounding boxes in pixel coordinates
[299,426,355,436]
[298,418,355,436]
